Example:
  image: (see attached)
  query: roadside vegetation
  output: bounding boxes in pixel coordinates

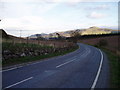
[101,48,120,88]
[2,42,79,67]
[93,39,120,88]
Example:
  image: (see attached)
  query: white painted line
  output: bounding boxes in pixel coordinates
[56,59,76,68]
[17,66,23,68]
[1,67,18,72]
[1,62,40,72]
[91,49,103,90]
[1,65,24,72]
[4,77,33,89]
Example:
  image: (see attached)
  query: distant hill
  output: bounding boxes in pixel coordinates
[29,26,118,39]
[81,26,112,35]
[1,26,118,40]
[1,29,25,40]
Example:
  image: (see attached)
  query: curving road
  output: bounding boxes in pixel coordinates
[2,43,109,89]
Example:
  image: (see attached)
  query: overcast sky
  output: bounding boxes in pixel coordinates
[0,0,119,37]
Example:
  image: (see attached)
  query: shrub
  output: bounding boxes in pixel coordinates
[97,39,108,47]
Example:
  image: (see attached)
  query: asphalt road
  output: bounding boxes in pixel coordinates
[2,43,109,89]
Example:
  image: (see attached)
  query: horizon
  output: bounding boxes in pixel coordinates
[1,26,119,38]
[0,0,119,37]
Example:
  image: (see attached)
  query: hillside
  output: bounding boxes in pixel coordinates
[29,26,118,39]
[1,29,22,39]
[0,29,8,38]
[81,26,112,35]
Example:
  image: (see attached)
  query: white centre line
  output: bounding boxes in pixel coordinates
[56,59,76,68]
[91,49,104,90]
[4,77,33,89]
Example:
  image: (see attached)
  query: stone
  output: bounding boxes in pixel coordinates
[20,53,26,57]
[3,50,11,55]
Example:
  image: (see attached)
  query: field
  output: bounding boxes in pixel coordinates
[78,35,119,55]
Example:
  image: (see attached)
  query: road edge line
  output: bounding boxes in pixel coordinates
[91,49,104,90]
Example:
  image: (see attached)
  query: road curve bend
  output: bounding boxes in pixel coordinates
[2,43,109,89]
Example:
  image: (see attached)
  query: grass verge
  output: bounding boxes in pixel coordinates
[95,46,120,88]
[3,45,79,67]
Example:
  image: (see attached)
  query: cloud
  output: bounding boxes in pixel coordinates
[0,0,59,19]
[96,4,109,9]
[87,12,107,19]
[85,4,109,10]
[0,16,45,30]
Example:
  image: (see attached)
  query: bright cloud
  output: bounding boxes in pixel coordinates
[85,4,110,10]
[0,16,45,29]
[87,12,107,19]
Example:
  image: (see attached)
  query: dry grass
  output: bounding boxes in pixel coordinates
[78,35,119,55]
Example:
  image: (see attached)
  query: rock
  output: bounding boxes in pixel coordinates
[45,53,48,55]
[20,53,26,57]
[3,50,11,55]
[34,52,38,56]
[29,52,32,56]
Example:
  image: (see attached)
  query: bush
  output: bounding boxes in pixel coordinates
[97,39,108,47]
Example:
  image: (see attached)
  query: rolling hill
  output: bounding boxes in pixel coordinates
[28,26,118,39]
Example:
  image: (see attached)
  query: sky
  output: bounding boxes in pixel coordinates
[0,0,119,37]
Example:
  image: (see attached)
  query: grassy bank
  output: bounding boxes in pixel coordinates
[101,48,120,88]
[94,45,120,88]
[3,42,53,50]
[3,44,79,67]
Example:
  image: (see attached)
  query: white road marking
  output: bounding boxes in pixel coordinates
[1,66,24,72]
[56,59,76,68]
[91,49,103,90]
[4,77,33,89]
[1,67,17,72]
[1,62,40,72]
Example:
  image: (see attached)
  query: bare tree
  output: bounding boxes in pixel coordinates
[70,30,81,43]
[56,33,62,40]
